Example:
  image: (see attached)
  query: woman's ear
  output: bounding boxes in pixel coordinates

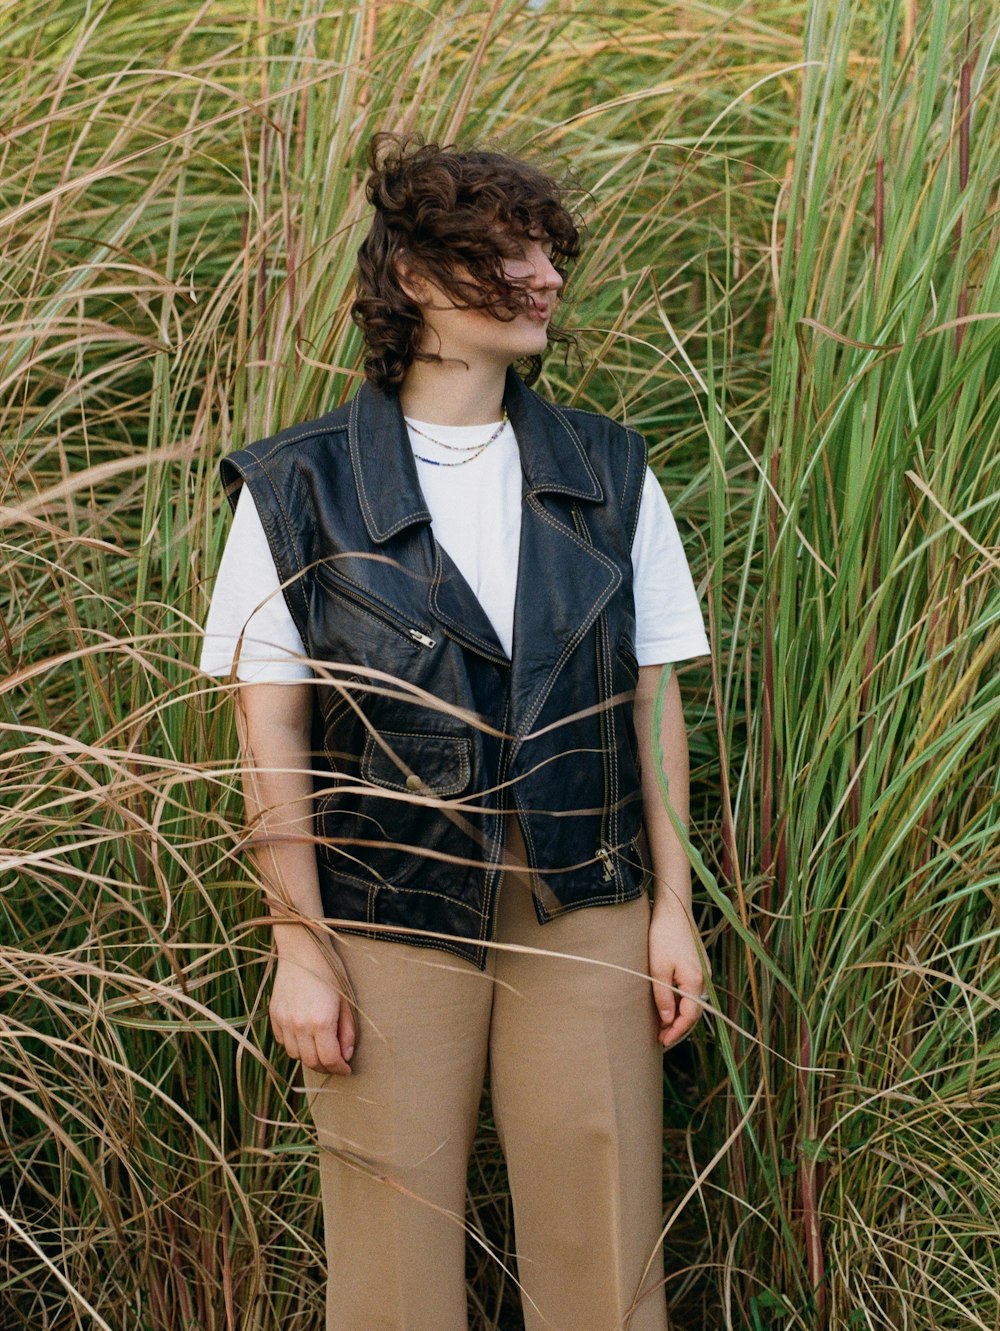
[393,255,428,304]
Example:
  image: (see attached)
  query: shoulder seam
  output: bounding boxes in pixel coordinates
[624,427,647,547]
[235,417,349,470]
[558,401,632,429]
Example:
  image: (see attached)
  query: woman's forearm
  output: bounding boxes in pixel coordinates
[235,680,357,1074]
[633,665,693,920]
[635,663,709,1046]
[236,681,328,960]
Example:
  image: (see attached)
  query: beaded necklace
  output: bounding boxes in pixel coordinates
[408,410,508,467]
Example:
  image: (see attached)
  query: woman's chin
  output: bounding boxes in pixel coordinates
[513,323,551,354]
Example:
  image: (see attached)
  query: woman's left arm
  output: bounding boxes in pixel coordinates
[633,664,711,1048]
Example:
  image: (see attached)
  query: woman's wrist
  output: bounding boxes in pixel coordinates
[272,920,332,960]
[650,880,694,921]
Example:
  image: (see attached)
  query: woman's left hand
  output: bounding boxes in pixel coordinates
[648,906,711,1049]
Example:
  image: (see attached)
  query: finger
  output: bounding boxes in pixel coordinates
[660,997,704,1047]
[314,1026,352,1077]
[675,968,708,1001]
[660,1012,698,1049]
[338,1001,356,1064]
[652,975,676,1028]
[674,976,711,1022]
[296,1034,321,1070]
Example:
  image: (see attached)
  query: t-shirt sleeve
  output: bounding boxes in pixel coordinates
[198,487,313,683]
[630,466,710,665]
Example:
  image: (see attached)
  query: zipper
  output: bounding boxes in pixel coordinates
[316,564,436,648]
[571,504,620,876]
[595,600,619,863]
[506,748,617,887]
[595,845,616,881]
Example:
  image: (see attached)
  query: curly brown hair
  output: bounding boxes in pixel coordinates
[351,131,584,392]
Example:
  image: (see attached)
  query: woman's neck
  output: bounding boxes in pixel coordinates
[397,360,507,426]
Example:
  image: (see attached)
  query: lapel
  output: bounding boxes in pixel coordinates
[347,376,508,660]
[500,369,622,744]
[347,367,622,740]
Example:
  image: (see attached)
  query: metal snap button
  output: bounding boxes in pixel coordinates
[405,773,422,791]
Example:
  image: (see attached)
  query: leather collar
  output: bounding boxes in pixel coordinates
[347,365,604,545]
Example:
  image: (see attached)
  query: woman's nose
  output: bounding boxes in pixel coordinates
[531,250,563,292]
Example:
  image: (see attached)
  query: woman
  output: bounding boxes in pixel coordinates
[201,131,711,1331]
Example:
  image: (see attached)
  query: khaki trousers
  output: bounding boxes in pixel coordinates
[300,814,669,1331]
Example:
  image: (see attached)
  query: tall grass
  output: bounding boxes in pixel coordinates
[2,1,997,1328]
[701,4,1000,1322]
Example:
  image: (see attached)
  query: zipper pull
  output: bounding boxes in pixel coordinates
[595,846,615,881]
[408,628,436,648]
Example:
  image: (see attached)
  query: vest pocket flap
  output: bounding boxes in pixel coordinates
[360,729,472,797]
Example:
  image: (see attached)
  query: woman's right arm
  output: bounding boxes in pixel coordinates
[236,681,356,1076]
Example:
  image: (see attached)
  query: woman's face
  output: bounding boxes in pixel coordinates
[403,232,565,372]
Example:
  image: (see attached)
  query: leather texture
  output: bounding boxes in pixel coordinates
[220,365,653,968]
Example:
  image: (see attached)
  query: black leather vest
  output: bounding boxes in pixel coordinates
[220,366,652,968]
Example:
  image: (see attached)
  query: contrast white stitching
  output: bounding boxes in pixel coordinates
[512,496,621,743]
[624,428,647,548]
[315,563,434,644]
[359,730,472,798]
[347,392,431,540]
[531,397,603,496]
[430,545,506,657]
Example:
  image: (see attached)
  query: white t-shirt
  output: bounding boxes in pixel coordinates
[199,415,710,681]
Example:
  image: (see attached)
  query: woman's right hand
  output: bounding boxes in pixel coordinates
[268,940,357,1076]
